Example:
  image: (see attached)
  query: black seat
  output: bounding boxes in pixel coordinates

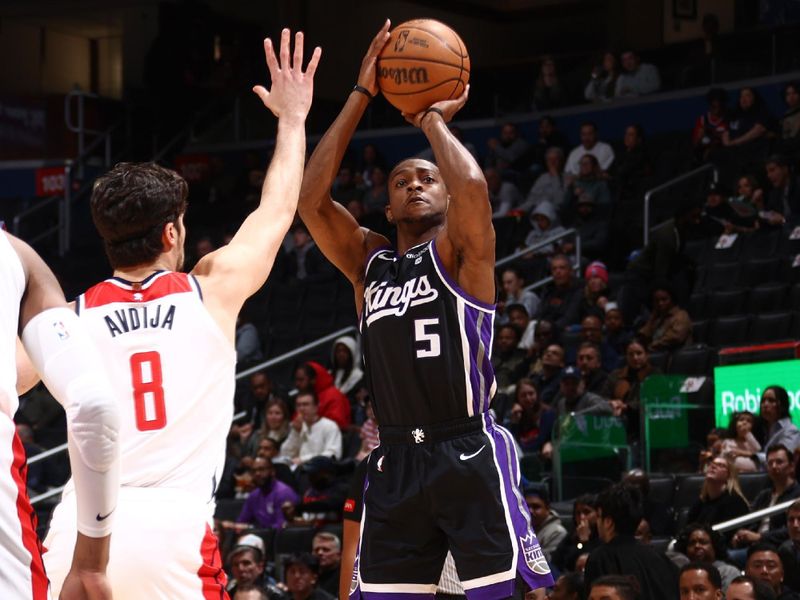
[692,320,710,345]
[684,239,709,265]
[739,257,783,287]
[749,312,794,343]
[705,236,742,265]
[708,316,750,347]
[674,474,706,510]
[703,263,740,291]
[688,293,707,320]
[214,498,245,521]
[791,283,800,309]
[738,472,769,503]
[648,476,676,506]
[273,525,316,557]
[747,283,789,313]
[668,345,711,376]
[707,289,747,317]
[648,351,669,372]
[740,230,780,260]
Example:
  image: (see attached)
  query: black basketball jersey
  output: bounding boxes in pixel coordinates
[360,239,497,428]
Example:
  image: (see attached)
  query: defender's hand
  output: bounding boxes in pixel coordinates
[402,85,470,128]
[253,29,322,122]
[59,569,112,600]
[357,20,392,97]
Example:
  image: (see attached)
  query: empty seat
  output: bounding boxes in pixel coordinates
[739,257,782,287]
[707,289,747,317]
[520,454,542,482]
[705,236,741,265]
[668,345,711,375]
[688,293,707,320]
[674,474,706,510]
[749,312,794,343]
[747,284,789,313]
[791,283,800,309]
[684,239,709,265]
[214,498,245,521]
[740,230,780,260]
[703,263,741,291]
[648,351,669,372]
[648,476,676,507]
[708,316,750,347]
[273,525,316,556]
[738,472,769,503]
[692,320,710,345]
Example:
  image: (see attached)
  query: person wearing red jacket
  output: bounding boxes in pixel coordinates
[294,362,351,430]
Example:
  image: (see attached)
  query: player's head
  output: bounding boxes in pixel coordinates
[588,575,639,600]
[679,563,723,600]
[595,483,643,542]
[385,158,448,232]
[91,162,189,271]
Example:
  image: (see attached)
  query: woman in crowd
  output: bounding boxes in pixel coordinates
[257,397,291,449]
[584,51,619,103]
[670,523,741,591]
[723,87,773,160]
[686,456,749,529]
[720,411,762,473]
[552,494,601,573]
[579,261,610,320]
[779,81,800,157]
[563,154,611,211]
[603,337,661,438]
[638,283,692,352]
[533,55,564,110]
[505,378,557,456]
[757,385,800,466]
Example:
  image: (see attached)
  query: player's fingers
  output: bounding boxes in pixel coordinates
[305,46,322,78]
[263,38,279,74]
[370,19,391,55]
[252,85,270,106]
[279,28,291,70]
[293,31,304,71]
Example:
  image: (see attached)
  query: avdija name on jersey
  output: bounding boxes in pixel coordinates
[103,303,177,338]
[363,275,439,325]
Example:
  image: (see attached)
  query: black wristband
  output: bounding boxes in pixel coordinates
[421,107,444,124]
[352,84,373,100]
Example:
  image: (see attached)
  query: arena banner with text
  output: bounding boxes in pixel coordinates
[714,359,800,428]
[555,414,627,463]
[641,375,691,449]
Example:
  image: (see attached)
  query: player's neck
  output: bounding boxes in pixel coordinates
[396,223,443,254]
[113,256,177,282]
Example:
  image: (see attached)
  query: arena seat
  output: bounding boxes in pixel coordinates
[739,257,782,287]
[738,472,770,503]
[746,283,789,313]
[706,289,747,317]
[740,230,780,261]
[749,311,795,343]
[708,316,750,347]
[667,345,711,376]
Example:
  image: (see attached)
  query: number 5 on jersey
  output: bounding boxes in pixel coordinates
[130,351,167,431]
[414,318,441,358]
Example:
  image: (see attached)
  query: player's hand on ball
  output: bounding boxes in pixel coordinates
[358,19,392,97]
[402,84,470,128]
[253,29,322,122]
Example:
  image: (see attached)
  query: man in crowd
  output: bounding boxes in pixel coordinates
[744,543,799,600]
[565,123,615,176]
[554,366,612,417]
[531,343,566,405]
[294,362,351,430]
[227,535,280,597]
[536,255,583,329]
[234,457,299,530]
[679,563,723,600]
[525,483,568,562]
[615,51,661,97]
[282,553,335,600]
[492,324,529,394]
[312,532,342,597]
[279,391,342,466]
[576,342,610,395]
[587,575,640,600]
[764,155,800,224]
[726,575,780,600]
[486,122,532,174]
[778,500,800,592]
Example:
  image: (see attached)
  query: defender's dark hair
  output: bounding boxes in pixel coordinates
[595,483,643,536]
[91,162,188,269]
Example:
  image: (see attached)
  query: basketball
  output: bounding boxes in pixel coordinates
[377,19,470,115]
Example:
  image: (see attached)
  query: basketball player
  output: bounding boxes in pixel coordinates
[298,21,553,600]
[1,231,120,599]
[42,29,320,599]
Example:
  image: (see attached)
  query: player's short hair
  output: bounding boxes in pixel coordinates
[595,483,643,536]
[589,575,639,600]
[679,562,722,590]
[91,162,188,269]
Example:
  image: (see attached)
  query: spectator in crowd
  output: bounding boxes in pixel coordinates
[585,52,620,103]
[256,397,291,451]
[604,304,633,358]
[564,155,612,210]
[758,388,800,462]
[566,123,616,176]
[585,483,678,600]
[232,584,269,600]
[548,573,586,600]
[523,147,568,213]
[279,391,342,466]
[227,536,279,597]
[615,50,661,97]
[362,166,389,214]
[744,544,797,600]
[291,457,347,528]
[486,122,532,174]
[330,165,363,205]
[356,143,385,189]
[236,308,263,366]
[295,362,351,430]
[577,263,610,321]
[732,175,766,217]
[530,342,566,406]
[281,553,335,600]
[233,456,299,530]
[500,267,541,322]
[576,342,609,395]
[727,575,779,600]
[720,412,762,473]
[416,124,479,163]
[611,125,652,262]
[563,196,610,261]
[623,469,673,537]
[687,457,749,529]
[693,88,730,163]
[536,254,583,330]
[764,156,800,224]
[529,319,557,371]
[699,182,758,237]
[355,397,379,461]
[638,283,692,353]
[778,500,800,592]
[506,378,556,454]
[524,200,568,261]
[588,576,641,600]
[311,532,341,597]
[603,337,660,435]
[485,167,523,216]
[525,483,568,561]
[733,445,800,550]
[507,303,536,352]
[724,88,772,154]
[553,494,602,573]
[553,366,612,417]
[286,223,336,283]
[237,371,280,429]
[568,314,618,372]
[678,563,724,600]
[531,116,570,173]
[329,336,363,399]
[534,55,565,111]
[672,524,742,591]
[779,82,800,158]
[492,324,528,395]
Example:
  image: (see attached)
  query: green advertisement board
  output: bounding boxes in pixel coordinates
[641,375,691,449]
[714,359,800,428]
[556,414,627,463]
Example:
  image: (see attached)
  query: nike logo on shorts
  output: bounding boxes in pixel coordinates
[96,508,115,521]
[459,445,486,461]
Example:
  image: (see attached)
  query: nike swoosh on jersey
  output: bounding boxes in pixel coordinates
[459,445,486,461]
[96,508,115,521]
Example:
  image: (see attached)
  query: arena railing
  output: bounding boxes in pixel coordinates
[712,498,796,534]
[495,227,581,285]
[643,163,718,246]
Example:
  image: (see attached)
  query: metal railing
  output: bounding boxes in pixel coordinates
[643,163,718,246]
[495,228,581,271]
[29,325,358,505]
[713,498,795,533]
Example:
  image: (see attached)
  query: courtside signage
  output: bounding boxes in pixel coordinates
[714,359,800,427]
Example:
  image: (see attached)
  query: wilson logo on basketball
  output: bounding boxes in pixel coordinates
[379,66,430,86]
[363,276,439,325]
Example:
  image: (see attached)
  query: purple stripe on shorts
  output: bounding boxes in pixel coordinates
[362,593,434,600]
[464,580,515,600]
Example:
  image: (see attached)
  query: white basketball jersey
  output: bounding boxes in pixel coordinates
[76,271,235,500]
[0,231,24,419]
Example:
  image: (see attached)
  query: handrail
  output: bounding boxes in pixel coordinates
[495,228,580,271]
[712,498,795,533]
[643,163,717,246]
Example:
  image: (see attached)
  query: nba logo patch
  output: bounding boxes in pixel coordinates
[519,531,550,575]
[52,321,70,341]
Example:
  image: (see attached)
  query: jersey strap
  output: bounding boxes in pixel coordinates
[82,272,193,309]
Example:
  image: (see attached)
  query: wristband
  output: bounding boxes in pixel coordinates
[421,107,444,124]
[352,84,374,100]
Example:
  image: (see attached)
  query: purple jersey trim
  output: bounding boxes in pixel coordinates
[430,239,495,311]
[464,580,515,600]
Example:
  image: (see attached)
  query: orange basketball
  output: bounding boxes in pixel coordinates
[377,19,470,115]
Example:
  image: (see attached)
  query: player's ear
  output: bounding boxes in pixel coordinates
[162,222,178,251]
[384,204,394,224]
